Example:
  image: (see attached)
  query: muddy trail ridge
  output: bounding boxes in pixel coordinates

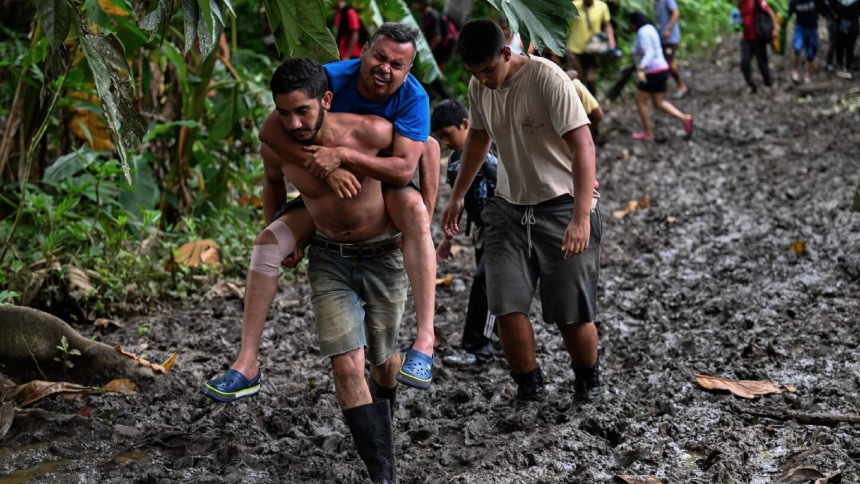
[2,40,859,483]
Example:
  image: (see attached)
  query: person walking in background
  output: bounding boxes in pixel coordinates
[413,0,458,99]
[628,11,693,141]
[654,0,688,98]
[566,70,605,144]
[832,0,859,78]
[332,1,368,60]
[499,14,533,55]
[738,0,781,92]
[566,0,618,95]
[431,100,499,367]
[787,0,834,83]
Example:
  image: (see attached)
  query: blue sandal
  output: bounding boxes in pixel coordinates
[396,349,434,390]
[202,369,262,403]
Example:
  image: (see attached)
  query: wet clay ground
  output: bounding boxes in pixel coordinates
[2,40,859,483]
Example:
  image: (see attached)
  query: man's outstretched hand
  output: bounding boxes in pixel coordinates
[440,198,465,238]
[303,145,345,178]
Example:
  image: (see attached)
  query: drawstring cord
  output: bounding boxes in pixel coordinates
[521,206,536,258]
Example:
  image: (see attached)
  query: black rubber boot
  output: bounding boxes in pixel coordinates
[343,401,397,484]
[511,366,545,407]
[573,359,601,402]
[368,378,397,418]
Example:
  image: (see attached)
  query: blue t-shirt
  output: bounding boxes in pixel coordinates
[655,0,681,45]
[323,59,430,142]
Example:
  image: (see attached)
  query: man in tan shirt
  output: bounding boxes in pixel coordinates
[441,20,603,406]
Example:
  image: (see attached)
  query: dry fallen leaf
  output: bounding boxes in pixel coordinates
[208,280,245,299]
[435,273,454,286]
[94,318,123,329]
[638,193,651,209]
[66,265,95,293]
[614,476,663,484]
[10,381,100,407]
[115,346,178,374]
[103,379,137,395]
[449,245,463,255]
[97,0,130,16]
[174,239,220,268]
[161,352,178,372]
[613,200,640,219]
[788,240,807,256]
[695,374,797,399]
[0,401,14,439]
[779,466,826,483]
[813,470,842,484]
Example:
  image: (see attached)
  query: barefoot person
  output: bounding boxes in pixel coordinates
[441,20,603,405]
[203,23,440,399]
[628,11,693,141]
[211,58,406,481]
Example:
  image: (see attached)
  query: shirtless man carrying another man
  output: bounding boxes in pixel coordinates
[215,57,404,482]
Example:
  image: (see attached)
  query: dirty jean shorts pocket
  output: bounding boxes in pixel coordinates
[380,251,404,272]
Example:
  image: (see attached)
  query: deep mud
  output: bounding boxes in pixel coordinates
[2,40,859,483]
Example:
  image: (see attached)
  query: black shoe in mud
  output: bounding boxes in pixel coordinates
[573,360,601,403]
[512,366,545,408]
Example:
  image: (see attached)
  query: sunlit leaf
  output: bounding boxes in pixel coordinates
[262,0,339,62]
[694,374,797,399]
[97,0,132,16]
[174,239,220,268]
[38,0,73,52]
[160,352,178,372]
[484,0,578,55]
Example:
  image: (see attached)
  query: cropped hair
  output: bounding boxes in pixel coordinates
[368,22,419,56]
[627,11,654,30]
[270,57,328,100]
[431,99,469,132]
[458,20,506,66]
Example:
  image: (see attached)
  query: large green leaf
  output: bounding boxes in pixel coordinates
[77,30,147,184]
[196,0,224,58]
[484,0,578,55]
[43,148,102,182]
[139,0,175,44]
[118,154,160,222]
[262,0,339,62]
[38,0,73,52]
[182,0,199,54]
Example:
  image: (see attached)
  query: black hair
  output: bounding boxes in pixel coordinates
[367,22,419,55]
[458,20,506,66]
[269,57,328,100]
[431,99,469,132]
[627,11,654,30]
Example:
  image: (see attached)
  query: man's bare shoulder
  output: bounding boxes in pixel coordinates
[259,111,287,146]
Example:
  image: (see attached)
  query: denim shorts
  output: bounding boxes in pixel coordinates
[307,238,409,365]
[482,196,602,324]
[793,25,819,61]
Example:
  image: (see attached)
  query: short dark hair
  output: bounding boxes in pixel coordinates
[270,57,328,100]
[431,99,469,132]
[627,11,654,29]
[367,22,419,56]
[458,20,506,66]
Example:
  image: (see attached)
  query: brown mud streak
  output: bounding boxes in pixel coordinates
[1,39,859,482]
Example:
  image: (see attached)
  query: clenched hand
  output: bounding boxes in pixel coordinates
[562,218,590,259]
[326,168,362,199]
[303,145,345,178]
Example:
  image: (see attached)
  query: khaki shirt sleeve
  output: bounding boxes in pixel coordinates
[542,66,590,137]
[573,79,599,115]
[601,2,611,23]
[467,77,487,131]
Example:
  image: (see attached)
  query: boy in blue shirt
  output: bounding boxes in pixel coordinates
[431,100,498,366]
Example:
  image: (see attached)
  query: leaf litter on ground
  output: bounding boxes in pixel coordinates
[694,373,796,399]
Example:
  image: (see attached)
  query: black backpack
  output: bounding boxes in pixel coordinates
[336,5,370,49]
[754,1,774,41]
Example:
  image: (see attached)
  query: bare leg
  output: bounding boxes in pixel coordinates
[805,59,813,79]
[669,59,686,91]
[635,90,654,138]
[557,321,598,367]
[496,312,537,374]
[384,188,436,356]
[651,92,691,125]
[331,348,373,410]
[231,209,315,380]
[418,137,441,218]
[793,53,801,79]
[369,352,401,389]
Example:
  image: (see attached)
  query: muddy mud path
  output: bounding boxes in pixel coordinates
[2,40,859,483]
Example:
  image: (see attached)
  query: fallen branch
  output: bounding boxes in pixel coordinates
[734,405,860,426]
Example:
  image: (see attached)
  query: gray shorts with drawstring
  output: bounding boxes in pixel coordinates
[482,195,602,324]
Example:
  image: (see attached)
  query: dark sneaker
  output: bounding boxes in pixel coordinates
[512,366,545,408]
[573,360,601,402]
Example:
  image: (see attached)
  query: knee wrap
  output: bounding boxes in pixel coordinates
[249,220,296,276]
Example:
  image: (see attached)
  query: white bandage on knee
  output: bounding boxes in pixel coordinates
[249,220,296,277]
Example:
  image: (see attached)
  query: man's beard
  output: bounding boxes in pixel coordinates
[292,102,325,145]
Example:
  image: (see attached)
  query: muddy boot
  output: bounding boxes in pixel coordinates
[343,401,397,484]
[511,366,545,408]
[368,378,397,419]
[573,360,601,402]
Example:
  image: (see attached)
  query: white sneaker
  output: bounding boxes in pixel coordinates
[804,77,812,84]
[837,70,853,79]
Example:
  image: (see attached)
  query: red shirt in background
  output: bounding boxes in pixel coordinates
[334,7,362,59]
[739,0,772,41]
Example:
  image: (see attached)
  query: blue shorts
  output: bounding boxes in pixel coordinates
[307,235,409,365]
[793,25,819,61]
